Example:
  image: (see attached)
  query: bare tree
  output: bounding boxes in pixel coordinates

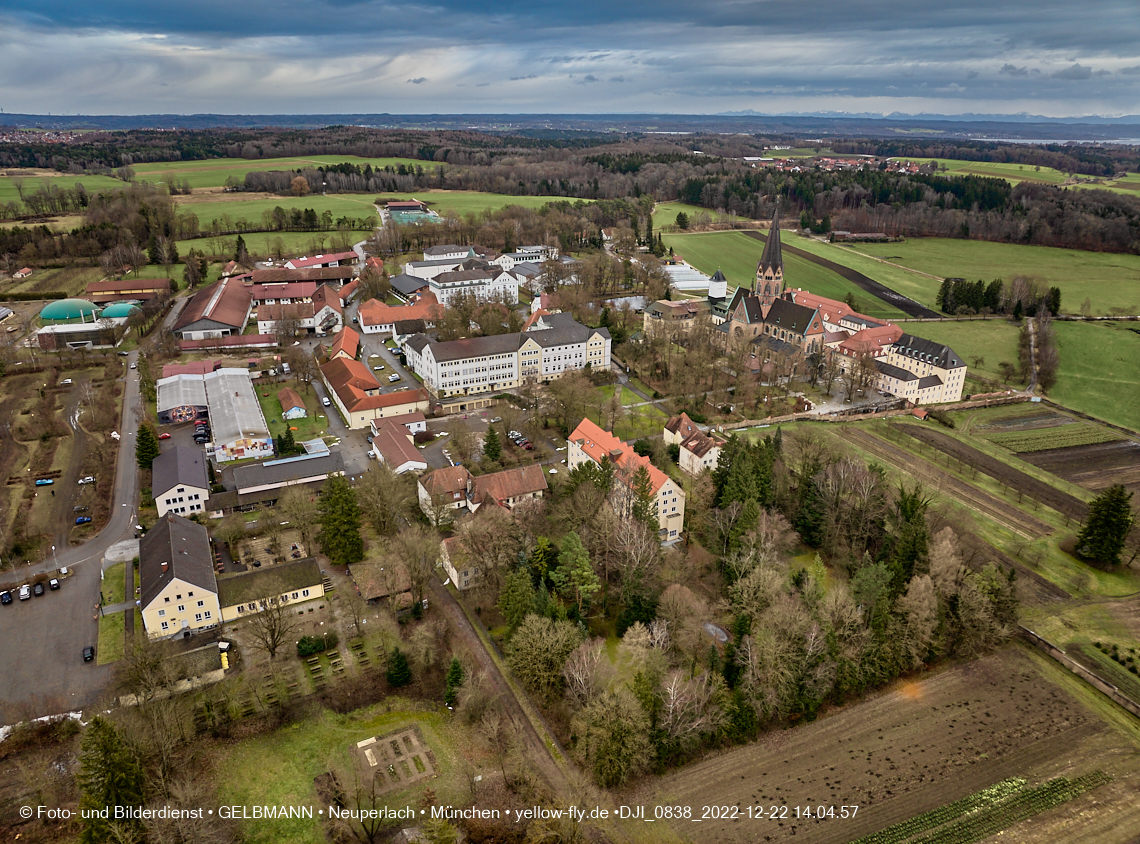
[246,596,299,661]
[390,524,440,607]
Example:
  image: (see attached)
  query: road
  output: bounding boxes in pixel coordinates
[0,349,144,723]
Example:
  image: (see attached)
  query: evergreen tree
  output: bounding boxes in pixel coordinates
[1049,286,1062,315]
[552,531,601,615]
[387,647,412,687]
[135,422,160,470]
[1076,485,1135,567]
[1012,299,1023,321]
[675,212,689,230]
[630,466,658,529]
[498,568,537,630]
[317,474,364,567]
[444,656,465,706]
[483,424,501,462]
[147,235,160,266]
[78,717,145,844]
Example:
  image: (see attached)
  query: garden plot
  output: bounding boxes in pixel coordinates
[355,726,435,794]
[1021,440,1140,496]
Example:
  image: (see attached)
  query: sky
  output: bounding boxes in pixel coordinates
[2,1,1139,117]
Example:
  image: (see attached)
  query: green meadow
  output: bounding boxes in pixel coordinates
[132,155,434,190]
[1049,321,1140,431]
[0,172,128,206]
[375,190,587,217]
[661,230,908,320]
[652,201,755,227]
[845,237,1140,316]
[902,319,1026,386]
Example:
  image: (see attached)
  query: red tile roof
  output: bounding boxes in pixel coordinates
[372,419,424,470]
[249,267,355,284]
[358,291,443,329]
[569,417,671,494]
[161,360,222,377]
[320,358,429,413]
[330,326,359,359]
[665,411,699,439]
[287,251,357,269]
[337,278,359,304]
[472,464,548,506]
[178,334,276,351]
[420,465,472,497]
[277,387,306,413]
[250,282,318,301]
[174,277,253,331]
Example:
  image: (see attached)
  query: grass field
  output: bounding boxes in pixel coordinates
[256,381,330,443]
[589,385,667,440]
[216,703,465,844]
[652,201,755,227]
[845,238,1140,317]
[0,172,127,206]
[132,155,434,190]
[375,190,585,217]
[662,230,909,320]
[175,193,380,228]
[102,561,126,606]
[96,611,124,665]
[1050,321,1140,431]
[902,319,1025,385]
[899,158,1140,196]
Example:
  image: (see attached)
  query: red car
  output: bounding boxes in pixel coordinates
[158,432,171,439]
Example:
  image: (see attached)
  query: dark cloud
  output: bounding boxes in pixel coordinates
[1051,63,1109,80]
[1120,65,1140,75]
[1000,64,1028,77]
[581,74,599,83]
[509,74,537,80]
[407,77,428,85]
[610,75,625,82]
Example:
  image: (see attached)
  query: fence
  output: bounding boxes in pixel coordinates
[1019,626,1140,721]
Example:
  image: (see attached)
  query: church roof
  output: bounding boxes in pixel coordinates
[711,269,727,283]
[758,209,783,274]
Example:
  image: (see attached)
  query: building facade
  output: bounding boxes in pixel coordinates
[139,514,220,639]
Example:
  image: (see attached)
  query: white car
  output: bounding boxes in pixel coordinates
[322,397,331,407]
[61,378,73,385]
[373,365,385,371]
[387,373,401,383]
[78,476,95,485]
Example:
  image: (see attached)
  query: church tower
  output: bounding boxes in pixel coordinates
[754,207,784,309]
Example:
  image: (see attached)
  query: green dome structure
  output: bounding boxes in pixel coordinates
[39,298,100,324]
[99,302,142,319]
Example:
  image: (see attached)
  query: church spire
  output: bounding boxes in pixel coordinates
[758,205,783,276]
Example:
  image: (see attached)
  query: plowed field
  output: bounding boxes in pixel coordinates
[1022,440,1140,496]
[892,423,1089,522]
[644,648,1140,844]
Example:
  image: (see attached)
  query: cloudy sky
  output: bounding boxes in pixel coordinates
[2,0,1139,117]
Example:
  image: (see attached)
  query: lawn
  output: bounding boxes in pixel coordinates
[901,319,1025,385]
[1050,321,1140,431]
[102,561,126,606]
[255,381,331,444]
[588,385,667,441]
[96,611,124,665]
[375,190,587,217]
[175,193,381,229]
[215,703,466,844]
[903,157,1072,185]
[132,155,433,190]
[176,230,359,263]
[845,237,1140,317]
[661,230,909,320]
[653,201,755,228]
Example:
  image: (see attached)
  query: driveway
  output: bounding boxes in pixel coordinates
[0,350,144,722]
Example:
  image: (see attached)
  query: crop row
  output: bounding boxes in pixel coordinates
[848,778,1028,844]
[852,772,1111,844]
[910,771,1112,844]
[984,424,1122,453]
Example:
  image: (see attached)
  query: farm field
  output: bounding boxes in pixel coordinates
[1049,321,1140,431]
[176,230,357,263]
[0,265,105,297]
[1022,440,1140,497]
[661,231,909,321]
[375,190,586,217]
[653,201,755,227]
[889,319,1024,386]
[174,192,381,228]
[845,238,1140,317]
[898,158,1140,195]
[131,155,433,190]
[645,647,1140,844]
[785,235,944,309]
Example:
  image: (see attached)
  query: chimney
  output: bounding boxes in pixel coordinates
[161,561,169,573]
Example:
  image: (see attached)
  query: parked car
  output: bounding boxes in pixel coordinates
[0,590,11,605]
[49,578,60,590]
[76,516,92,525]
[34,478,53,486]
[158,432,172,440]
[373,365,385,371]
[33,582,44,597]
[61,378,73,385]
[18,585,31,601]
[387,373,401,383]
[78,476,95,485]
[490,416,502,423]
[117,351,130,357]
[193,436,208,444]
[130,362,137,369]
[73,505,89,512]
[322,397,331,407]
[366,435,374,443]
[83,646,95,662]
[281,362,291,374]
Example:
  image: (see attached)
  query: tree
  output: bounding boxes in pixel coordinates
[483,424,501,463]
[355,463,415,536]
[291,175,311,197]
[277,487,318,551]
[1076,485,1135,568]
[506,615,583,700]
[551,531,601,616]
[444,656,465,706]
[570,687,653,788]
[135,423,160,470]
[498,568,537,630]
[317,474,364,567]
[675,212,689,230]
[390,524,439,607]
[387,647,412,687]
[78,717,146,844]
[247,596,298,661]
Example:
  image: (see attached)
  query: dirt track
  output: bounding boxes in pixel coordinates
[742,230,941,319]
[892,422,1089,522]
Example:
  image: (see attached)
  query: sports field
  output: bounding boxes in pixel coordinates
[132,155,434,190]
[845,237,1140,316]
[662,230,908,320]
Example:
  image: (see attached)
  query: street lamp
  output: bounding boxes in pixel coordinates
[52,544,58,571]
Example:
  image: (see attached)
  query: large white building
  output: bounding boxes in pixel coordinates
[403,313,611,399]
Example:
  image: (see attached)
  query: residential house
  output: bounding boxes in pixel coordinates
[249,281,317,307]
[876,334,967,404]
[173,278,254,340]
[369,411,427,437]
[642,299,711,338]
[358,292,443,336]
[440,536,478,590]
[256,284,342,335]
[285,251,357,270]
[417,466,472,525]
[277,387,308,419]
[567,417,685,541]
[390,272,430,302]
[337,278,359,307]
[151,446,210,518]
[139,513,220,639]
[417,463,547,524]
[13,267,33,279]
[678,429,726,475]
[329,325,360,360]
[217,558,325,622]
[471,464,548,510]
[663,412,700,446]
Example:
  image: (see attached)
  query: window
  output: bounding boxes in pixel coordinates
[292,592,299,599]
[161,621,169,630]
[164,596,170,603]
[177,604,185,612]
[188,591,194,597]
[302,589,310,597]
[237,605,245,614]
[176,594,182,600]
[195,613,203,622]
[204,611,211,620]
[158,609,166,617]
[197,600,204,607]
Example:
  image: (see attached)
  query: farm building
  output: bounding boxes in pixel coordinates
[173,278,254,340]
[39,298,99,324]
[84,278,171,304]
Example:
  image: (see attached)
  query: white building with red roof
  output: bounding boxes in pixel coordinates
[285,251,357,270]
[567,417,685,541]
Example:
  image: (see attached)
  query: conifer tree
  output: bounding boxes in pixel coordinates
[1077,485,1134,567]
[483,424,501,462]
[135,422,160,470]
[387,647,412,687]
[317,474,364,567]
[78,717,145,844]
[444,656,465,706]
